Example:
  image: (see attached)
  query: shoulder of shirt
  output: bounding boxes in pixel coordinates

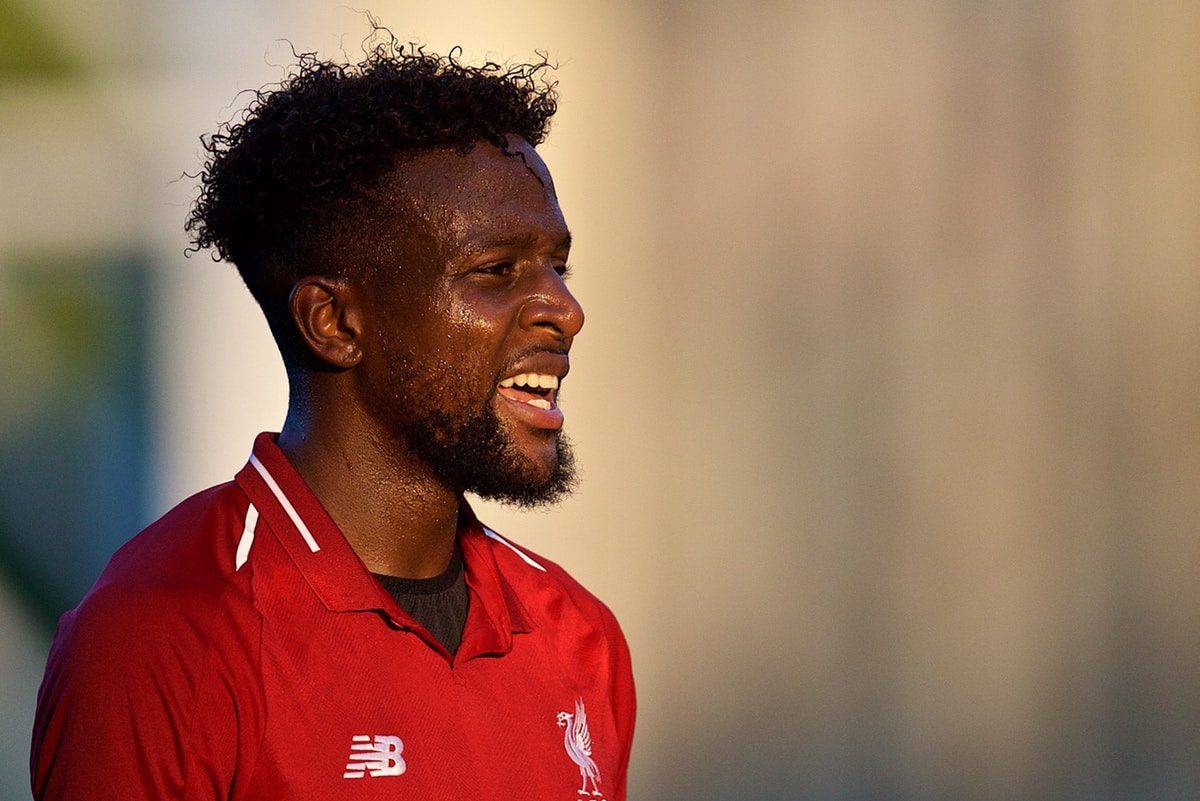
[62,480,263,647]
[473,520,623,630]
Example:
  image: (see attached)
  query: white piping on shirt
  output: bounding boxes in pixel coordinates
[482,526,546,571]
[249,453,320,552]
[236,503,258,570]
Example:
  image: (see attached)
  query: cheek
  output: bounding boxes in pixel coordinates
[440,295,513,368]
[373,280,517,399]
[409,321,503,405]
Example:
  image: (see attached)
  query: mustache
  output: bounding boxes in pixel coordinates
[494,347,569,381]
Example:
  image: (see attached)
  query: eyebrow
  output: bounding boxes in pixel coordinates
[467,230,572,255]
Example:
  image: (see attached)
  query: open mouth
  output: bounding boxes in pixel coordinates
[496,373,559,410]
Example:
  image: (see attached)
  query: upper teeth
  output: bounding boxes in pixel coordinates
[500,373,559,389]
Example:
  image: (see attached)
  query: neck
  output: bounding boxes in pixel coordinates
[276,377,460,579]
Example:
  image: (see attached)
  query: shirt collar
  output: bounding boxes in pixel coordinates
[234,432,533,657]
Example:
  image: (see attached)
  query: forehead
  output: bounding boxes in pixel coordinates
[383,136,567,265]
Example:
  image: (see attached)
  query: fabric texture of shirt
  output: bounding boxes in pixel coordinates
[370,541,469,657]
[30,431,636,800]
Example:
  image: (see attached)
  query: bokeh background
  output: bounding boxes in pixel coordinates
[3,2,1199,799]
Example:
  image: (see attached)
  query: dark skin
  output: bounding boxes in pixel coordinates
[275,135,583,578]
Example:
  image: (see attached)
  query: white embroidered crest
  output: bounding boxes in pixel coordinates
[342,734,406,779]
[557,698,604,797]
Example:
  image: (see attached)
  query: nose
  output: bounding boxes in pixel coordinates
[518,266,585,341]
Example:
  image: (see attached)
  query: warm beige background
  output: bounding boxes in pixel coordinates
[3,2,1199,799]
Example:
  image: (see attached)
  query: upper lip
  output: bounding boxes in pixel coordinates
[498,352,570,383]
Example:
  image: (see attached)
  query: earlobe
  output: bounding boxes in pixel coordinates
[289,276,364,369]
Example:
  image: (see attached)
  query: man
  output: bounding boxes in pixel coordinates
[30,39,635,800]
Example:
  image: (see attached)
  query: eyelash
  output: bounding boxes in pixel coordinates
[477,262,574,279]
[479,262,516,277]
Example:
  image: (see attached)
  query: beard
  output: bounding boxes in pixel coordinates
[376,347,578,507]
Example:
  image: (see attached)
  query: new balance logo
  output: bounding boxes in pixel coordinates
[342,734,406,779]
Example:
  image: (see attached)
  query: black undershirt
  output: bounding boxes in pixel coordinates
[370,542,469,657]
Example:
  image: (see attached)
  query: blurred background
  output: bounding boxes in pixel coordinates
[2,2,1199,799]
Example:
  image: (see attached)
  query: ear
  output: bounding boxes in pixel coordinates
[288,276,365,369]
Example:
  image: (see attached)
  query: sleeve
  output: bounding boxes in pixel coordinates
[599,601,637,801]
[29,584,262,801]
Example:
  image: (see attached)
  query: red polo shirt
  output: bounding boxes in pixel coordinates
[31,432,636,800]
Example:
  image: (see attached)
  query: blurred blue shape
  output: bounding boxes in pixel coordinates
[0,252,153,624]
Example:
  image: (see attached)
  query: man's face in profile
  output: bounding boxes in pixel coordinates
[351,134,584,506]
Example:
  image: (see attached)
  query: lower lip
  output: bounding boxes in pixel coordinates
[496,390,565,430]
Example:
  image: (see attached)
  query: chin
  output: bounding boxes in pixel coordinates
[520,430,561,468]
[495,412,558,468]
[469,431,577,508]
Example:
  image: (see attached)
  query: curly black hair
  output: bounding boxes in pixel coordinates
[185,27,558,355]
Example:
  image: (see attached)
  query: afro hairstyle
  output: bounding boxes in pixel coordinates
[185,27,558,358]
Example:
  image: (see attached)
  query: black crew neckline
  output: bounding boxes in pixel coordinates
[371,543,464,596]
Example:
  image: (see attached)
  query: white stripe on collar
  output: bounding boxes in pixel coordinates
[481,526,546,572]
[236,503,258,570]
[249,453,320,553]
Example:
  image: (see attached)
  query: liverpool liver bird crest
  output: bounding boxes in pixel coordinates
[557,698,603,796]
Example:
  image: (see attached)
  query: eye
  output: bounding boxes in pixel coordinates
[477,261,516,277]
[555,262,574,279]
